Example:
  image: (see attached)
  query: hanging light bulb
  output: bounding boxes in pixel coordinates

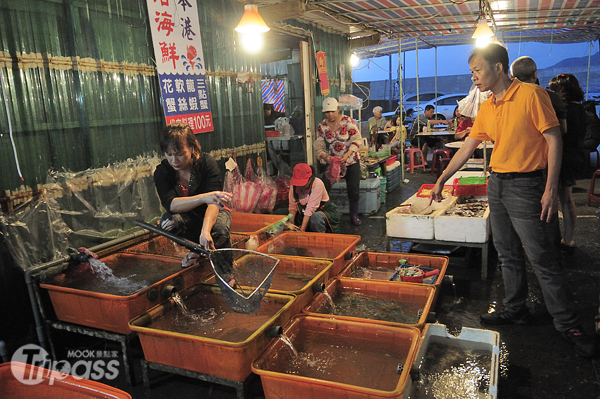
[472,19,494,40]
[240,32,264,53]
[350,53,360,67]
[235,4,270,34]
[472,0,494,47]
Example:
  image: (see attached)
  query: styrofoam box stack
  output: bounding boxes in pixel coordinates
[386,162,401,193]
[329,178,381,215]
[386,193,453,239]
[434,195,490,243]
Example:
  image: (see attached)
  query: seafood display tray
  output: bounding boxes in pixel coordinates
[434,196,490,243]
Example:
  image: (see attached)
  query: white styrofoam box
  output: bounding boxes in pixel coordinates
[403,323,500,399]
[386,193,453,239]
[462,158,486,170]
[329,178,381,215]
[434,196,490,243]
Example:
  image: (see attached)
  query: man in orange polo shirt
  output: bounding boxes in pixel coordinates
[431,43,596,358]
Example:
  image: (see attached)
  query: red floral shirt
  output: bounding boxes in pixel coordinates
[316,115,362,166]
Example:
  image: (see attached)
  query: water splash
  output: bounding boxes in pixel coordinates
[88,257,146,294]
[171,291,218,326]
[279,333,298,357]
[172,291,191,315]
[323,292,336,313]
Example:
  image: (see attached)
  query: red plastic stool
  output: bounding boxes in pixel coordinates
[431,149,452,176]
[587,169,600,206]
[436,158,451,178]
[404,148,426,173]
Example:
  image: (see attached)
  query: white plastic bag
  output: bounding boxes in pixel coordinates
[458,84,492,118]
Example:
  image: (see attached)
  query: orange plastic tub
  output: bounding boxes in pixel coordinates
[256,232,361,275]
[40,252,212,335]
[129,284,295,382]
[252,315,419,399]
[303,278,434,330]
[1,362,131,398]
[122,233,248,257]
[230,212,287,248]
[204,255,333,318]
[339,251,448,304]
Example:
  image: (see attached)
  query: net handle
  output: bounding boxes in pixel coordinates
[134,220,209,256]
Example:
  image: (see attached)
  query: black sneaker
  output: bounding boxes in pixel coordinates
[480,307,531,325]
[561,328,597,358]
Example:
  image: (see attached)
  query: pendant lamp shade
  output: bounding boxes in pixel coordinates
[235,4,270,33]
[472,19,494,39]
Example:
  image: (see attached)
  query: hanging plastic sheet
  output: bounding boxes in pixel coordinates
[0,154,164,271]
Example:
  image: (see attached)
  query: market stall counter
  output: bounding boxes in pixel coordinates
[386,173,493,280]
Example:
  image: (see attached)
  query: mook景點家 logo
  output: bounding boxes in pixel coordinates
[10,343,120,385]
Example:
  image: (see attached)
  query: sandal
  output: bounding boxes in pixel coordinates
[595,315,600,336]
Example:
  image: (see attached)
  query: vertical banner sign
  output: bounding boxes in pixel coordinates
[315,51,329,96]
[147,0,213,133]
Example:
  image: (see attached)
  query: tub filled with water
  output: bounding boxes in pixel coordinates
[303,278,434,329]
[252,315,420,399]
[230,212,287,249]
[405,324,499,399]
[40,251,210,334]
[256,232,361,275]
[204,255,333,317]
[129,283,295,381]
[339,251,449,305]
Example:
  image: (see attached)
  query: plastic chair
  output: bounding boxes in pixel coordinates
[431,149,452,176]
[436,158,451,178]
[587,169,600,206]
[404,148,426,173]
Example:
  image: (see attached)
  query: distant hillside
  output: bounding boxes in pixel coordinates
[546,51,600,69]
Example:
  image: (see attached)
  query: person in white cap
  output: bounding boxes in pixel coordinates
[314,97,363,226]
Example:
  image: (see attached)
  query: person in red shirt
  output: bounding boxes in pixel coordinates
[454,110,474,141]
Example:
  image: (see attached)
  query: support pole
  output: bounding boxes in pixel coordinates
[399,38,405,183]
[415,39,420,132]
[389,54,393,112]
[434,46,438,116]
[586,41,592,100]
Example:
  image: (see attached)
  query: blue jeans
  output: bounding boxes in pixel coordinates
[308,212,328,233]
[161,209,231,248]
[488,173,579,332]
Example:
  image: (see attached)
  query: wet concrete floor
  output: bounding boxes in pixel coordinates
[50,164,600,399]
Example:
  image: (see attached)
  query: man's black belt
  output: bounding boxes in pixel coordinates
[490,169,545,179]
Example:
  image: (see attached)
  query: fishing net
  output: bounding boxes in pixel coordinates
[132,220,277,314]
[209,249,280,314]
